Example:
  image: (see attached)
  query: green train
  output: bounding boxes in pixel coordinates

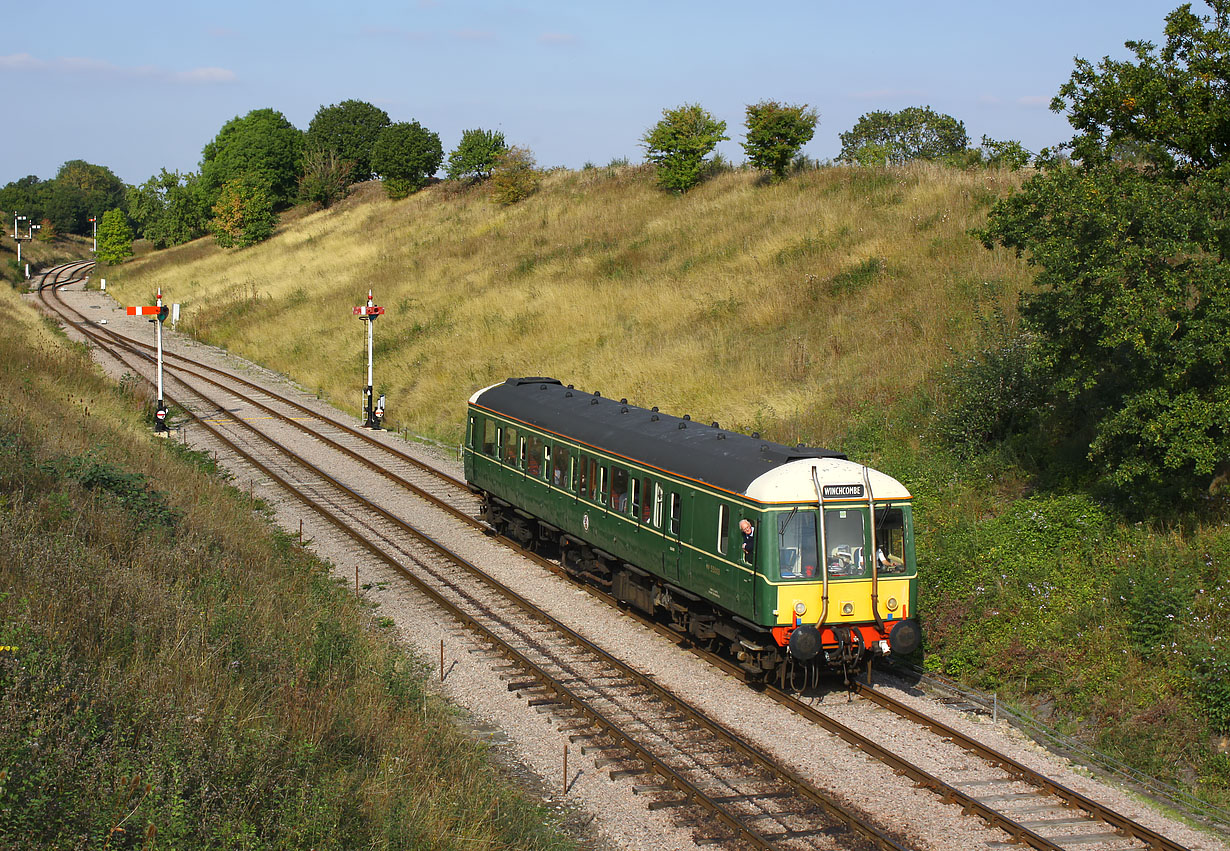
[463,378,920,685]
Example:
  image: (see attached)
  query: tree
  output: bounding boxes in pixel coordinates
[642,103,729,192]
[980,136,1032,170]
[446,128,507,181]
[489,146,541,205]
[200,109,303,210]
[95,208,133,265]
[127,170,210,248]
[978,1,1230,506]
[211,177,276,248]
[838,106,968,165]
[298,144,353,207]
[305,99,390,185]
[742,101,818,180]
[371,121,443,199]
[0,176,48,226]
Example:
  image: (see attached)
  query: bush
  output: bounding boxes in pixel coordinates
[489,146,541,205]
[372,121,443,200]
[641,103,728,193]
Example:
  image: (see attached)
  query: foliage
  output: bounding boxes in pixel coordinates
[979,1,1230,508]
[489,146,541,205]
[742,100,818,180]
[980,136,1033,170]
[95,209,133,265]
[642,103,729,192]
[371,120,444,199]
[935,307,1048,458]
[305,99,391,185]
[446,128,508,181]
[125,170,209,249]
[298,144,352,208]
[838,106,969,165]
[200,108,304,210]
[0,175,46,226]
[210,177,276,248]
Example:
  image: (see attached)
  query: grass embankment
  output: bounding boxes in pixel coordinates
[107,163,1230,816]
[0,287,571,847]
[111,163,1028,443]
[0,231,92,288]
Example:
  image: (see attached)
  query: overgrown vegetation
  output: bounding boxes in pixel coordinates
[0,286,573,848]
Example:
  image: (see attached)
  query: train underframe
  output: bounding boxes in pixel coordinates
[482,494,891,689]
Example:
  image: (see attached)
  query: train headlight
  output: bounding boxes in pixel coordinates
[793,601,807,617]
[886,597,899,612]
[841,602,854,616]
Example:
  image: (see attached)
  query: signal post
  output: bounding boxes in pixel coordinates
[127,287,170,431]
[352,289,386,429]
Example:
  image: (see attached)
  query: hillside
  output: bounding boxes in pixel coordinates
[103,163,1230,820]
[109,163,1030,445]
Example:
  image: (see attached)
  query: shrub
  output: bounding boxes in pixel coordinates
[489,146,541,205]
[641,103,728,193]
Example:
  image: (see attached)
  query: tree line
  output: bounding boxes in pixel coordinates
[1,98,1029,263]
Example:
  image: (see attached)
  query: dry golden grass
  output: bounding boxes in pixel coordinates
[110,162,1031,445]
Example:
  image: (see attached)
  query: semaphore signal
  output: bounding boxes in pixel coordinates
[353,289,386,429]
[127,287,171,432]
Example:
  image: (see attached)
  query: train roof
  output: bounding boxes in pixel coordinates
[470,378,911,503]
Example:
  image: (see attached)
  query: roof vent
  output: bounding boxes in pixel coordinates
[683,414,691,421]
[621,406,628,413]
[564,391,573,398]
[620,398,627,404]
[761,444,770,451]
[567,384,574,389]
[717,433,726,440]
[541,384,548,390]
[712,421,719,428]
[797,443,805,450]
[651,414,659,422]
[590,398,599,405]
[594,391,601,397]
[678,422,687,429]
[752,432,760,439]
[651,406,659,412]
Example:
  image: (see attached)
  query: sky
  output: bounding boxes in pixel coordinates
[0,1,1198,188]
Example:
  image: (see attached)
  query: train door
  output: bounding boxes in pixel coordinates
[658,484,679,582]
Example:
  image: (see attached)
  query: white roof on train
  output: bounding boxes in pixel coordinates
[746,457,911,504]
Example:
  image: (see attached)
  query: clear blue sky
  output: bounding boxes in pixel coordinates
[1,1,1194,187]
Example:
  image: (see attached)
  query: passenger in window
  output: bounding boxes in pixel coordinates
[739,519,755,563]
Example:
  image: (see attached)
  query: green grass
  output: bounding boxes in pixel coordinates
[0,286,572,849]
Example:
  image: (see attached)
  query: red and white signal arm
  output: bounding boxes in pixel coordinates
[155,408,167,420]
[127,306,162,316]
[352,305,385,316]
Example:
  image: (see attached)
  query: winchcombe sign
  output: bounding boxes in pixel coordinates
[822,483,865,499]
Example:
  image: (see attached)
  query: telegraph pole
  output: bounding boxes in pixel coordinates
[352,289,386,428]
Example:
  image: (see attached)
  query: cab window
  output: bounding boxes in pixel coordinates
[778,511,818,579]
[825,508,867,578]
[875,507,908,574]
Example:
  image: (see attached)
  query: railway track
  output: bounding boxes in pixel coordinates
[34,265,1205,851]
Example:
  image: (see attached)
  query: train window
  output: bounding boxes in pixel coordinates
[611,467,629,513]
[639,478,652,523]
[630,478,642,519]
[518,437,527,470]
[717,505,730,555]
[483,419,498,456]
[578,456,589,496]
[502,427,518,466]
[874,507,908,574]
[527,435,544,477]
[467,416,475,448]
[669,492,681,535]
[588,458,599,502]
[598,466,609,506]
[569,456,578,492]
[652,484,664,528]
[778,511,818,580]
[825,508,868,579]
[542,445,551,480]
[553,445,570,487]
